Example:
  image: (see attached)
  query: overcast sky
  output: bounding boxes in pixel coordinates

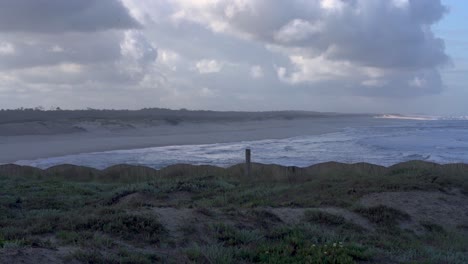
[0,0,466,114]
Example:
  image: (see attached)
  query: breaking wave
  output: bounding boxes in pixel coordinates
[376,114,468,121]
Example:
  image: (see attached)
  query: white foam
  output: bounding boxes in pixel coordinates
[375,114,438,121]
[438,116,468,121]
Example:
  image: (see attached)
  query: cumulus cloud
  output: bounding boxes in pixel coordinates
[171,0,447,67]
[169,0,449,96]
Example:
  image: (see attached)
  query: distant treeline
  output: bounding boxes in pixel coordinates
[0,107,355,124]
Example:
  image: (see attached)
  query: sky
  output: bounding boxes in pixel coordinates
[0,0,466,114]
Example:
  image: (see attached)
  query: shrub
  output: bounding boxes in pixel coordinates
[420,221,445,233]
[65,209,166,244]
[186,243,235,264]
[254,242,370,264]
[72,249,160,264]
[212,223,261,246]
[303,210,346,226]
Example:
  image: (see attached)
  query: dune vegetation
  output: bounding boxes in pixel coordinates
[1,161,467,263]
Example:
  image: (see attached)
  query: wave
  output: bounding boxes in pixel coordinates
[438,116,468,121]
[375,114,438,121]
[376,114,468,121]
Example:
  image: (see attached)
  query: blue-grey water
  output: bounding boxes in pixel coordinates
[15,117,468,169]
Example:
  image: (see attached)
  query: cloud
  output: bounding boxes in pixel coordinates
[169,0,449,96]
[119,30,158,80]
[0,0,157,80]
[0,1,149,71]
[0,0,457,113]
[320,0,346,11]
[0,0,140,33]
[274,19,324,44]
[157,49,181,71]
[0,31,124,70]
[0,42,15,55]
[195,59,224,74]
[171,0,448,67]
[250,65,264,79]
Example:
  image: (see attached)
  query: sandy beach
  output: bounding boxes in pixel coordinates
[0,110,375,164]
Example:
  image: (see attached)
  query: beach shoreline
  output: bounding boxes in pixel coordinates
[1,116,373,164]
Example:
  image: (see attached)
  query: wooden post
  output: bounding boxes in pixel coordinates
[245,148,251,178]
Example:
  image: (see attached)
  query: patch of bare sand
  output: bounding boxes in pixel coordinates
[117,192,153,206]
[358,190,468,231]
[118,191,201,239]
[115,191,193,208]
[152,208,196,236]
[147,204,375,239]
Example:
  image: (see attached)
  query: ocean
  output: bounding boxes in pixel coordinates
[16,116,468,169]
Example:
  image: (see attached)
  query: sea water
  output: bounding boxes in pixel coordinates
[16,117,468,169]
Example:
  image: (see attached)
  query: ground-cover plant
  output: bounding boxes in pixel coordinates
[303,210,347,226]
[72,248,161,264]
[61,208,166,244]
[354,205,410,227]
[1,162,467,264]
